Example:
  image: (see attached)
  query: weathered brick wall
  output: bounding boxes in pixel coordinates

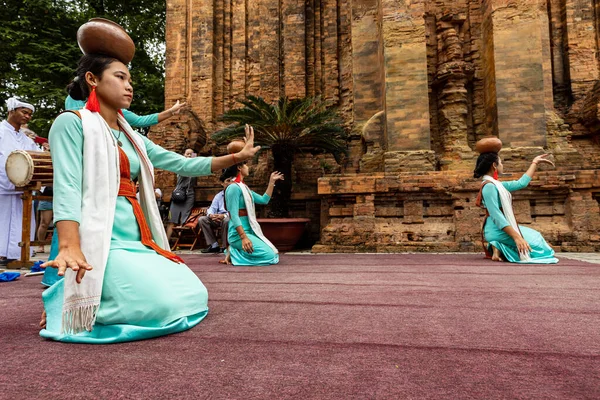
[315,170,600,252]
[154,0,600,251]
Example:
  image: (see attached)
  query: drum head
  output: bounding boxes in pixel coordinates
[6,150,34,187]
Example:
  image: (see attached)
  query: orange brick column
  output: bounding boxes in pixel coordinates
[481,0,552,148]
[351,0,387,156]
[565,0,599,102]
[382,0,431,152]
[381,0,435,173]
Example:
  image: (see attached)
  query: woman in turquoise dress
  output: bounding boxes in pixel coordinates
[474,151,558,264]
[41,83,186,287]
[39,49,259,343]
[222,162,283,266]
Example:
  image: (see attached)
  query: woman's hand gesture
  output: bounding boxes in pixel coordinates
[269,171,284,185]
[168,100,187,115]
[41,247,92,284]
[532,154,555,167]
[513,236,532,255]
[242,236,254,254]
[238,124,261,161]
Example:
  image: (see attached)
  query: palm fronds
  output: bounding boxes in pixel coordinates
[212,95,348,159]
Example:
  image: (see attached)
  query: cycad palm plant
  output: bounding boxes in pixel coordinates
[212,95,347,217]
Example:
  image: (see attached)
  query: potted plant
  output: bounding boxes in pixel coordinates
[212,95,347,250]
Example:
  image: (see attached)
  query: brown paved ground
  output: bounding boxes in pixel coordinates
[1,253,599,399]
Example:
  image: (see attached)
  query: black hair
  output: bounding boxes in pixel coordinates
[473,152,499,178]
[222,161,247,181]
[66,54,119,100]
[219,166,237,182]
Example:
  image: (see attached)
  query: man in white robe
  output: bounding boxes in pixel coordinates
[0,97,38,265]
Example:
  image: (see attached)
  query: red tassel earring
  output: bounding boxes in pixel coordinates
[86,86,100,112]
[493,170,499,180]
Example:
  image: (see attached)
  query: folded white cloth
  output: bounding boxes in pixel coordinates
[6,97,34,113]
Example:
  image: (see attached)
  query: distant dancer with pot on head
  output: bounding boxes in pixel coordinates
[222,153,283,266]
[474,137,558,264]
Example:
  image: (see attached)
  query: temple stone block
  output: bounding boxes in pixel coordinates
[351,0,386,152]
[382,0,431,152]
[482,0,553,148]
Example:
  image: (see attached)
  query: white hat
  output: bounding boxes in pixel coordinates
[6,97,35,113]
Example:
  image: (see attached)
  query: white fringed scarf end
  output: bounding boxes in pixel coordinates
[61,301,100,335]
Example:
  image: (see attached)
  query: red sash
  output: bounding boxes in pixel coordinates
[117,146,183,263]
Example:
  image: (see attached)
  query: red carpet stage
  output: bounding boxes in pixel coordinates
[2,254,599,399]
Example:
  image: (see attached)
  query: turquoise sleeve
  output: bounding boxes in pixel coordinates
[482,184,510,230]
[48,113,84,224]
[502,174,531,192]
[225,184,242,229]
[122,109,159,128]
[251,190,271,205]
[141,135,213,176]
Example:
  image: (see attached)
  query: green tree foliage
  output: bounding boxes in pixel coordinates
[0,0,166,136]
[212,95,348,217]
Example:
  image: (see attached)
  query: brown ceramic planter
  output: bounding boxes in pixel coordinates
[256,218,310,252]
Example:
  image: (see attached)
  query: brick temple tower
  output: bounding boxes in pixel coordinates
[150,0,600,252]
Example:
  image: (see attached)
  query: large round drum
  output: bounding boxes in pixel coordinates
[5,150,53,187]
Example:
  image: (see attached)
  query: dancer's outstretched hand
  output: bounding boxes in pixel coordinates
[42,247,92,284]
[269,171,284,185]
[533,154,555,167]
[238,124,261,161]
[168,100,187,115]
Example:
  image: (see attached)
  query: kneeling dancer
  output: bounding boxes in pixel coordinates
[222,161,282,266]
[40,19,259,343]
[473,138,558,264]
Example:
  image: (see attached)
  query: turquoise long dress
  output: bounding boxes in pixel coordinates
[40,113,211,343]
[481,174,558,264]
[41,100,160,286]
[64,96,159,128]
[225,184,279,266]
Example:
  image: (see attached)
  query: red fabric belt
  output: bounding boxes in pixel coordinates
[238,209,248,217]
[117,147,183,264]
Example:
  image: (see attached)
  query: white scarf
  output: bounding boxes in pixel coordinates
[482,175,531,262]
[235,182,278,254]
[61,109,169,334]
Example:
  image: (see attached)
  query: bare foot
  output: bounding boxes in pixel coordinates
[491,246,502,262]
[39,310,47,329]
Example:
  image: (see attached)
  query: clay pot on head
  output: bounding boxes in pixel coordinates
[77,18,135,64]
[475,137,502,154]
[227,140,245,154]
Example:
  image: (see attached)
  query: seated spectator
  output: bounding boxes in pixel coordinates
[200,169,236,253]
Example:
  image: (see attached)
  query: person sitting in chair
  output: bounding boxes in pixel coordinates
[200,169,236,253]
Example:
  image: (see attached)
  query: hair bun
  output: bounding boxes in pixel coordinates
[77,18,135,64]
[475,137,502,154]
